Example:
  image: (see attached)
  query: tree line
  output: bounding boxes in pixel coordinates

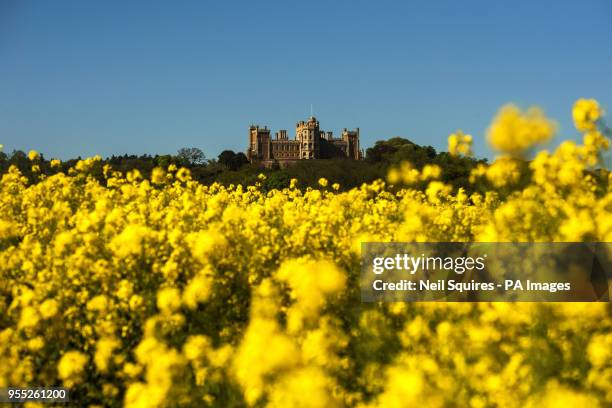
[0,138,485,192]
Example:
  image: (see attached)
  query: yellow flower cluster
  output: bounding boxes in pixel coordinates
[0,99,611,407]
[448,130,473,157]
[470,157,522,188]
[28,150,40,161]
[573,98,603,132]
[387,162,442,186]
[487,104,557,157]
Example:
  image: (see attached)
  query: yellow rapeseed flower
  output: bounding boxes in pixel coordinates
[58,351,88,385]
[448,130,473,157]
[39,299,59,319]
[487,104,556,156]
[157,287,182,313]
[28,150,40,161]
[572,98,602,132]
[0,99,609,406]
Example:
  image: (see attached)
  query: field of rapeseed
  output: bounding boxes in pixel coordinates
[0,99,611,407]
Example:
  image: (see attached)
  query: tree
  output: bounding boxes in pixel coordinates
[218,150,236,168]
[365,137,437,166]
[218,150,249,170]
[177,147,207,166]
[366,137,414,162]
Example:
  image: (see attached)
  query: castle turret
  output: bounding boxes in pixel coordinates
[275,129,288,140]
[248,125,271,161]
[342,127,360,159]
[296,116,320,159]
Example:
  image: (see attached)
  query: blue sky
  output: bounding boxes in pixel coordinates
[1,0,611,160]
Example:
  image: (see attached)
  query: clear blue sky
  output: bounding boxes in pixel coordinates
[1,0,611,160]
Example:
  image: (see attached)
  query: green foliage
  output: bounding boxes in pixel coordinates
[366,137,486,191]
[0,139,487,192]
[177,147,207,166]
[217,150,249,171]
[262,172,292,191]
[366,137,436,165]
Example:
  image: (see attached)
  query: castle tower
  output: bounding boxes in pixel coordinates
[296,116,320,159]
[342,127,360,159]
[248,125,271,161]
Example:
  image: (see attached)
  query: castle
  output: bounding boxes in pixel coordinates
[247,116,361,167]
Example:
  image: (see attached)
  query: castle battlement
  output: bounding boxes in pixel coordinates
[247,116,361,167]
